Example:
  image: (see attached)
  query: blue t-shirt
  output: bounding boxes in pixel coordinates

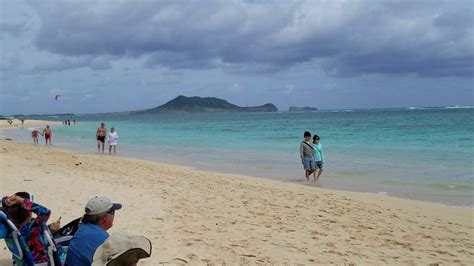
[65,223,109,266]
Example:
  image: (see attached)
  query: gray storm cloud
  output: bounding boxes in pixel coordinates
[24,0,474,77]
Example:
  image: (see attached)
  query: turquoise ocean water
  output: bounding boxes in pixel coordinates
[4,107,474,207]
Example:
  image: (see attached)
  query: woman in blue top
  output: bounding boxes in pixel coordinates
[312,135,325,181]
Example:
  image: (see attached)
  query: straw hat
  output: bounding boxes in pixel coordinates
[92,233,152,266]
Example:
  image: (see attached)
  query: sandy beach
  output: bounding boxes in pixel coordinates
[0,119,61,129]
[1,125,473,265]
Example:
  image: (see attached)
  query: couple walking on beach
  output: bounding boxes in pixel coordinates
[96,122,119,154]
[300,131,325,182]
[31,125,52,145]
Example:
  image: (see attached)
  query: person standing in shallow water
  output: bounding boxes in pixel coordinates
[43,125,52,145]
[108,127,118,155]
[31,129,42,145]
[300,131,315,181]
[96,122,107,154]
[312,134,325,181]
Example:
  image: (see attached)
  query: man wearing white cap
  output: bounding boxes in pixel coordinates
[65,196,122,266]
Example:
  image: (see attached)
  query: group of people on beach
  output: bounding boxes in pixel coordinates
[62,119,75,126]
[300,131,325,182]
[1,193,150,265]
[5,118,24,126]
[31,125,53,145]
[96,122,119,154]
[32,118,74,145]
[29,122,119,155]
[27,122,323,184]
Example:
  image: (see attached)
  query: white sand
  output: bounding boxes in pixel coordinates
[0,119,60,129]
[0,131,473,264]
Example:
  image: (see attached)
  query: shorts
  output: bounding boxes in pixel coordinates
[97,136,105,143]
[303,157,315,170]
[44,134,51,140]
[315,161,323,169]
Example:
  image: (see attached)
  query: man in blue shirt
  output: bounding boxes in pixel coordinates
[66,196,122,266]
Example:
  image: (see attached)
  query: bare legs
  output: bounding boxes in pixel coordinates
[305,169,315,181]
[109,145,116,155]
[312,168,324,181]
[97,141,105,154]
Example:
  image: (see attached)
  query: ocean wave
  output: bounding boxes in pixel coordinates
[318,109,357,113]
[27,127,43,131]
[383,180,474,192]
[445,105,474,109]
[408,105,474,110]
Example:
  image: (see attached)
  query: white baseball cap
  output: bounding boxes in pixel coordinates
[92,233,152,266]
[85,196,122,215]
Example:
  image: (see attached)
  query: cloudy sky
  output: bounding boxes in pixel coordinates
[1,0,473,114]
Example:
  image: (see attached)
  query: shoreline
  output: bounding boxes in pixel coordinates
[1,121,472,208]
[1,137,472,211]
[1,122,472,208]
[1,136,473,263]
[0,119,61,129]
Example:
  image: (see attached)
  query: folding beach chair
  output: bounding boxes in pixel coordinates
[0,209,63,266]
[1,209,36,265]
[52,217,81,253]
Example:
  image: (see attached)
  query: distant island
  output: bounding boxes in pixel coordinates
[289,106,318,112]
[134,95,278,113]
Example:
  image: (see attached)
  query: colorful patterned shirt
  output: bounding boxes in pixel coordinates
[1,197,60,265]
[19,199,52,263]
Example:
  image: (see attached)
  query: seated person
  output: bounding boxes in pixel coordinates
[1,193,65,265]
[1,207,37,265]
[66,196,122,266]
[13,192,61,233]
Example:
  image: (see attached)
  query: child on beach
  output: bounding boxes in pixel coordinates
[31,129,42,145]
[300,131,315,181]
[312,135,325,181]
[108,127,119,155]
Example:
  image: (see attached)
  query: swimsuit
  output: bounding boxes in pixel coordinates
[44,133,51,140]
[97,136,105,143]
